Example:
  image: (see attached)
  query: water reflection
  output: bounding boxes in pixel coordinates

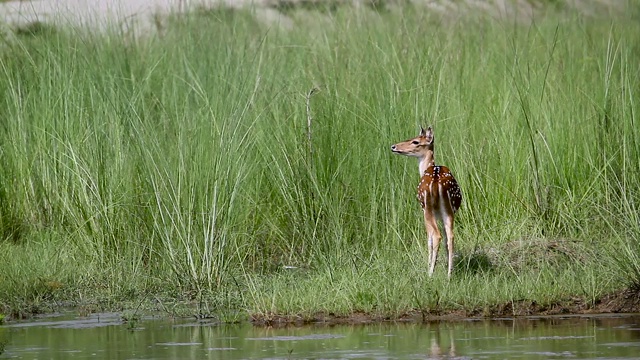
[428,325,456,358]
[1,314,639,359]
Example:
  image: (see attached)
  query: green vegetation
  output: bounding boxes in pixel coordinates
[1,3,639,322]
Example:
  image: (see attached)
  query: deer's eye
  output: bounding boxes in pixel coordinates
[412,140,420,145]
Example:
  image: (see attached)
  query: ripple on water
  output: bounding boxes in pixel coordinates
[524,351,577,357]
[247,334,345,341]
[600,342,640,347]
[519,335,594,340]
[7,319,122,329]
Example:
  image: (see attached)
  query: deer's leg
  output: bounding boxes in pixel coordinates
[423,209,433,272]
[442,211,455,278]
[423,209,440,276]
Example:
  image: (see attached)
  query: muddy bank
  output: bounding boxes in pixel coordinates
[250,287,640,327]
[2,287,639,327]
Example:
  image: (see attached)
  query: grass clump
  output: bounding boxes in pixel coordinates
[1,3,639,320]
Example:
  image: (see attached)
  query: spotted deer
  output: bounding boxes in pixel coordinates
[391,126,462,278]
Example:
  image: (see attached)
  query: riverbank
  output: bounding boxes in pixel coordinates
[1,2,639,325]
[249,287,640,326]
[6,286,639,327]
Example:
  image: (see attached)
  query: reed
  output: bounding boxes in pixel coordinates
[0,3,638,318]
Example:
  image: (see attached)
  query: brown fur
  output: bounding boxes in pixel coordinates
[391,126,462,278]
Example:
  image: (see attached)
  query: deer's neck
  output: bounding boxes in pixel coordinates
[419,150,435,175]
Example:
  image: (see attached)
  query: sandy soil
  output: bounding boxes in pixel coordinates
[0,0,205,35]
[0,0,300,38]
[0,0,625,38]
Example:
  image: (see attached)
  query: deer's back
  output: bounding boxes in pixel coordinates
[417,165,462,216]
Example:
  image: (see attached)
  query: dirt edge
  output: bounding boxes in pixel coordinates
[250,287,640,327]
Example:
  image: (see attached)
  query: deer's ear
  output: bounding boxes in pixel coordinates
[425,126,434,143]
[419,126,427,136]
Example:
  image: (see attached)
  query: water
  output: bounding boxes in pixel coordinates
[1,313,640,359]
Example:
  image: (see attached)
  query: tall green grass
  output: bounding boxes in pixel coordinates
[1,5,639,318]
